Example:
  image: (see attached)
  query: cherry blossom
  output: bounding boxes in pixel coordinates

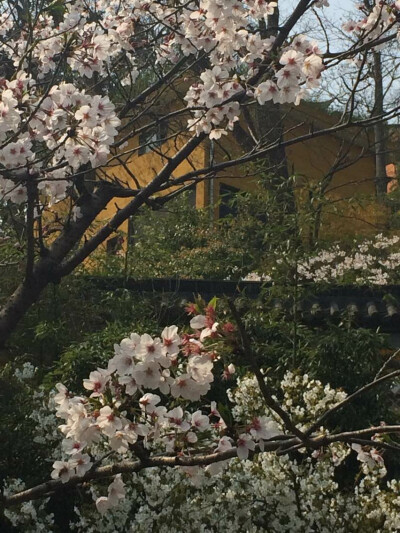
[51,461,75,484]
[191,410,210,430]
[4,309,398,524]
[97,406,123,438]
[236,433,257,460]
[249,416,280,442]
[161,325,181,355]
[95,475,126,515]
[70,453,92,477]
[222,363,236,380]
[83,368,111,397]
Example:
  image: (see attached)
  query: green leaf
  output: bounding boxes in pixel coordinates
[208,296,218,310]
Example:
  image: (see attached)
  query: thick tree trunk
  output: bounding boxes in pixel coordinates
[0,185,114,348]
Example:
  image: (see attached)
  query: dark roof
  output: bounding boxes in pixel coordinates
[290,286,400,332]
[84,277,400,333]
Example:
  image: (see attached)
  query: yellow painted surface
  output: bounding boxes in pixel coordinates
[71,101,393,254]
[202,101,389,240]
[99,132,207,238]
[285,126,386,240]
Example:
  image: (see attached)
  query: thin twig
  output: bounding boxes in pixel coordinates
[228,299,309,444]
[375,349,400,380]
[305,370,400,438]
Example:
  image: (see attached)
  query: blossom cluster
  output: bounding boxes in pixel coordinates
[47,301,280,514]
[0,75,120,205]
[297,233,400,285]
[51,310,240,513]
[3,478,55,533]
[242,233,400,286]
[183,3,324,137]
[343,0,397,46]
[63,370,393,531]
[0,0,328,209]
[2,1,138,79]
[254,35,323,105]
[228,371,347,430]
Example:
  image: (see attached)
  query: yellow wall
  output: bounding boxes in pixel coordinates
[283,103,388,239]
[285,130,386,240]
[195,103,388,241]
[99,131,207,237]
[97,102,390,251]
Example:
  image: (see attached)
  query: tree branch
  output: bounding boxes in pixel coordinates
[305,369,400,438]
[228,299,309,444]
